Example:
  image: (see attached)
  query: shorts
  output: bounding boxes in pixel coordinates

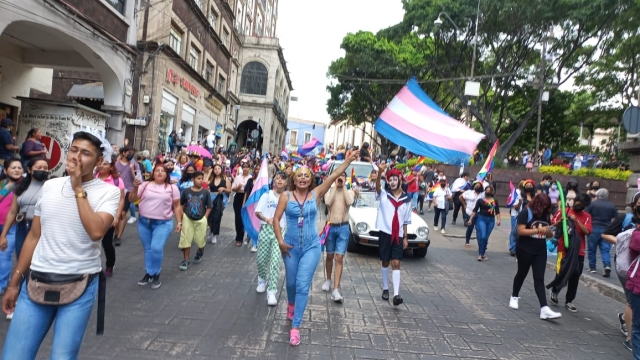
[326,224,349,255]
[123,191,132,212]
[617,272,632,305]
[378,231,403,262]
[179,216,208,249]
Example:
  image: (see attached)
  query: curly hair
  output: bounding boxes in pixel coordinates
[288,167,316,192]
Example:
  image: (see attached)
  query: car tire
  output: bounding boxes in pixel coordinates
[413,248,428,258]
[347,233,360,253]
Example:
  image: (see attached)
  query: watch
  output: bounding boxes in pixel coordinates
[75,191,88,199]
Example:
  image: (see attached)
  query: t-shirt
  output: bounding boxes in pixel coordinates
[406,175,419,193]
[256,190,286,228]
[462,190,484,216]
[142,159,153,173]
[375,189,412,237]
[114,160,140,191]
[180,187,212,221]
[473,198,500,217]
[535,183,550,195]
[17,180,44,221]
[0,128,13,161]
[516,209,550,254]
[586,199,618,228]
[206,134,216,148]
[360,148,371,161]
[0,192,13,226]
[552,209,592,257]
[31,177,120,274]
[509,189,522,217]
[21,139,45,161]
[138,182,180,220]
[432,186,452,210]
[604,213,637,236]
[451,177,468,193]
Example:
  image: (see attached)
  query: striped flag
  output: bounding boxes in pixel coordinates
[506,181,518,207]
[281,148,288,160]
[241,156,270,242]
[476,141,499,182]
[299,138,323,156]
[374,78,485,164]
[290,152,302,161]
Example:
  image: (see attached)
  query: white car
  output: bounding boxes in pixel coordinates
[348,191,431,258]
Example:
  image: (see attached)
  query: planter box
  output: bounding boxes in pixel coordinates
[435,164,628,210]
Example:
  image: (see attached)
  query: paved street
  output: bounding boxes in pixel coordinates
[0,208,631,359]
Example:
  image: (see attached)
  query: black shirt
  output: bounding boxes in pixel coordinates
[516,210,549,254]
[535,183,549,195]
[360,148,371,162]
[473,198,500,217]
[604,213,636,236]
[586,199,618,228]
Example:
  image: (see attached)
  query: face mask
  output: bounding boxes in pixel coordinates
[573,204,584,212]
[592,186,600,190]
[551,185,557,190]
[185,173,193,179]
[525,187,534,192]
[485,192,493,197]
[440,184,446,188]
[32,170,48,182]
[126,154,134,161]
[474,187,482,193]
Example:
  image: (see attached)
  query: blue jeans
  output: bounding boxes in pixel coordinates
[434,207,447,230]
[588,227,610,269]
[630,292,640,359]
[407,192,418,209]
[475,215,495,256]
[138,216,174,276]
[326,224,349,255]
[509,215,518,252]
[129,203,137,218]
[0,225,17,290]
[465,215,476,244]
[2,277,98,359]
[283,240,321,328]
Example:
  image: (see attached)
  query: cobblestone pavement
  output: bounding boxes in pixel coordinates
[0,208,631,359]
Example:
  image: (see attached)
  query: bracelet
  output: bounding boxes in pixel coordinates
[6,285,20,291]
[177,222,182,225]
[14,270,24,279]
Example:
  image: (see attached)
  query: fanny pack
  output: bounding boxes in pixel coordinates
[27,270,107,335]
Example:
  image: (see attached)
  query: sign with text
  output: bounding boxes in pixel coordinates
[166,69,200,98]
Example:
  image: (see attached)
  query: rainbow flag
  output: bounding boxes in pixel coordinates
[317,149,326,161]
[374,78,485,164]
[476,140,499,182]
[350,167,356,185]
[299,138,323,156]
[290,152,302,161]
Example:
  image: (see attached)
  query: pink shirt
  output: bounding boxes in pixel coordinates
[138,182,180,220]
[0,192,13,226]
[95,174,125,190]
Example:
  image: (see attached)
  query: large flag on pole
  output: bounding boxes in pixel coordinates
[299,138,323,156]
[476,140,499,182]
[374,78,485,164]
[241,156,270,242]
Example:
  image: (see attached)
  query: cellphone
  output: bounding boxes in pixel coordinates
[134,170,142,181]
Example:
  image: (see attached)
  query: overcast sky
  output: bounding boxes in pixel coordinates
[276,0,405,124]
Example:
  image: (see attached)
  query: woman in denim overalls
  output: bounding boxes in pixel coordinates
[273,150,360,346]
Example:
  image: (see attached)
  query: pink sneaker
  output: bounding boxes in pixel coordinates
[289,328,300,346]
[287,303,294,321]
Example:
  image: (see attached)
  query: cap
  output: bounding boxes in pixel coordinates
[1,118,14,126]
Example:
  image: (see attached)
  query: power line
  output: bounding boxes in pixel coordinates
[331,73,520,85]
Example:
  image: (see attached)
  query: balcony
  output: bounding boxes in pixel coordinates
[273,99,286,122]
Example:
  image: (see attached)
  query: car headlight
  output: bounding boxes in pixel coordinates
[355,222,369,234]
[416,226,429,239]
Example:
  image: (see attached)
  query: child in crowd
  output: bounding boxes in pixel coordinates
[179,171,212,270]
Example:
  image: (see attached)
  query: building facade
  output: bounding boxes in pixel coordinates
[285,117,326,153]
[0,0,137,148]
[325,120,379,154]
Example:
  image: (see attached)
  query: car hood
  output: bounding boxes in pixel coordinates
[348,206,428,233]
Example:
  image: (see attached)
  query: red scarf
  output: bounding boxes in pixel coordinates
[388,195,405,245]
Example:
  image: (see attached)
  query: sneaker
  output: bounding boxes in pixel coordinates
[331,289,343,303]
[137,274,152,286]
[434,226,439,231]
[550,292,559,305]
[624,339,633,351]
[289,328,301,346]
[604,267,611,278]
[419,211,424,215]
[619,312,628,337]
[441,229,446,234]
[243,238,249,246]
[267,290,277,306]
[382,289,389,301]
[211,235,217,244]
[5,312,13,320]
[321,280,331,292]
[256,279,267,293]
[105,267,113,278]
[151,275,161,289]
[565,303,577,313]
[392,295,403,306]
[510,251,516,257]
[287,303,294,320]
[206,233,212,242]
[193,250,204,264]
[250,246,258,253]
[127,216,137,224]
[509,296,520,310]
[114,237,122,247]
[540,306,562,320]
[588,268,596,273]
[179,260,190,271]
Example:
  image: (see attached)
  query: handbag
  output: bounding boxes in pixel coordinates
[27,270,96,305]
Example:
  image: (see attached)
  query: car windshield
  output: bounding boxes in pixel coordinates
[331,162,373,179]
[354,191,379,208]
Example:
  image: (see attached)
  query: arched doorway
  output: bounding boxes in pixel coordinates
[237,119,263,152]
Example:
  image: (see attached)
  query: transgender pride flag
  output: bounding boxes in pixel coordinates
[241,156,270,242]
[374,78,485,164]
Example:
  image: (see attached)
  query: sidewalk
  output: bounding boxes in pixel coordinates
[0,208,630,359]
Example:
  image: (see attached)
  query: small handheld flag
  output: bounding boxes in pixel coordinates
[281,148,288,160]
[506,181,518,207]
[476,141,499,182]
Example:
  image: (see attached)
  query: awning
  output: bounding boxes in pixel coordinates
[67,82,104,101]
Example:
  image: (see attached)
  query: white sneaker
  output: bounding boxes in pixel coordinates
[5,312,13,320]
[250,246,258,253]
[540,306,562,320]
[256,279,266,293]
[321,280,331,292]
[127,216,137,224]
[441,229,446,234]
[243,239,249,246]
[267,290,277,306]
[434,226,439,231]
[509,296,519,310]
[331,289,343,303]
[210,235,217,244]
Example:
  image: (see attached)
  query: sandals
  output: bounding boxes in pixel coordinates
[287,303,294,321]
[289,328,301,346]
[236,241,242,247]
[465,244,471,248]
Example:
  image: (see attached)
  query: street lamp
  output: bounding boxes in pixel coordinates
[533,25,556,162]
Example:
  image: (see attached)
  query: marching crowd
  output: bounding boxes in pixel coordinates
[0,125,635,357]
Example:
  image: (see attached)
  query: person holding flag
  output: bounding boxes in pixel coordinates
[507,181,523,256]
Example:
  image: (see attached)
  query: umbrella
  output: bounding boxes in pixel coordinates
[186,145,212,158]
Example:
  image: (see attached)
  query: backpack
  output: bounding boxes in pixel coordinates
[616,214,638,278]
[515,208,533,242]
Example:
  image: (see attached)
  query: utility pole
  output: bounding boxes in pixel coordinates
[466,0,480,126]
[535,29,549,159]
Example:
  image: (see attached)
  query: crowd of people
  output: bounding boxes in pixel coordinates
[0,123,636,357]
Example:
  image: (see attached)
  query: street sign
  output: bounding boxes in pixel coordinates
[250,129,260,138]
[622,106,640,134]
[40,135,63,174]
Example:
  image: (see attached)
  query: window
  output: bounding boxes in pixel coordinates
[189,45,200,69]
[256,17,263,36]
[209,8,218,30]
[169,28,182,55]
[222,29,229,47]
[106,0,126,14]
[205,62,214,83]
[290,130,298,145]
[194,0,202,8]
[217,74,226,93]
[304,132,312,144]
[240,61,268,95]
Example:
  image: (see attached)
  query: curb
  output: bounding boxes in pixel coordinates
[545,260,626,304]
